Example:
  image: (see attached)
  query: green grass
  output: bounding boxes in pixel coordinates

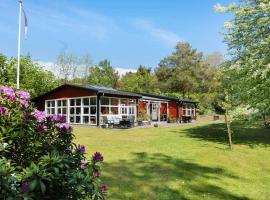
[74,122,270,200]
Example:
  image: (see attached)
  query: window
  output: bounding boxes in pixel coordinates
[68,97,97,125]
[100,97,137,121]
[183,103,195,116]
[56,100,67,115]
[46,100,56,115]
[69,98,81,124]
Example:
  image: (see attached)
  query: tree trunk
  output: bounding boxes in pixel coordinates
[224,109,233,150]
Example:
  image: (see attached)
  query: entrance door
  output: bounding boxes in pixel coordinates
[151,103,158,121]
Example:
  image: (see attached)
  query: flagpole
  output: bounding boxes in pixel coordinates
[17,0,22,89]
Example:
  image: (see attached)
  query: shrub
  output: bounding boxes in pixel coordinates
[0,86,107,199]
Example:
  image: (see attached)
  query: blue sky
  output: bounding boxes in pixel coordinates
[0,0,230,70]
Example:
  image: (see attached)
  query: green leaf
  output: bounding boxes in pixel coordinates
[29,179,38,191]
[40,181,46,194]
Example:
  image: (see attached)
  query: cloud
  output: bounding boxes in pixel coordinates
[37,61,136,77]
[28,3,118,41]
[115,67,137,77]
[131,18,182,46]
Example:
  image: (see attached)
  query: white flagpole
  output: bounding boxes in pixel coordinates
[17,1,22,89]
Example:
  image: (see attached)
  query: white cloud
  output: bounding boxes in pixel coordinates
[37,61,136,77]
[131,18,182,47]
[36,61,56,72]
[29,3,118,41]
[115,67,136,77]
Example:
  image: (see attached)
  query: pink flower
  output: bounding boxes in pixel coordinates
[100,184,108,192]
[33,110,46,122]
[78,144,85,154]
[94,171,100,178]
[56,123,71,133]
[48,114,66,123]
[22,181,29,193]
[1,86,15,97]
[37,124,48,132]
[0,106,7,115]
[19,100,29,108]
[16,90,31,100]
[92,152,104,162]
[23,112,31,120]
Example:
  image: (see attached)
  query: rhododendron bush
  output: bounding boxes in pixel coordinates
[0,86,107,199]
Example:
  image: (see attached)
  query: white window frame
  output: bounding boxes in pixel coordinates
[100,97,137,122]
[45,96,97,126]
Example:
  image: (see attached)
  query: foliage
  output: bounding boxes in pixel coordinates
[0,54,59,98]
[87,59,119,88]
[215,0,270,120]
[118,65,160,93]
[155,42,221,113]
[0,86,107,199]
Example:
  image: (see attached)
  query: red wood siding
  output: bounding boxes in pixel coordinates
[35,86,96,111]
[138,101,147,113]
[169,100,177,119]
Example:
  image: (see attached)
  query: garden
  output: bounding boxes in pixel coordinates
[74,122,270,200]
[0,86,107,199]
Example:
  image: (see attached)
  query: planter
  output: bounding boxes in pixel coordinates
[130,122,135,127]
[138,121,143,126]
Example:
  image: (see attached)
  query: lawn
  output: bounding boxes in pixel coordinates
[74,122,270,200]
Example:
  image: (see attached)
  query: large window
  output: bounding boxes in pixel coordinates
[45,96,97,125]
[183,103,195,117]
[69,97,97,125]
[100,97,136,119]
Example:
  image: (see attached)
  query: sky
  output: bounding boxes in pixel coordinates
[0,0,231,72]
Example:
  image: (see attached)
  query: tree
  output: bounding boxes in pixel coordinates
[118,65,159,93]
[204,51,224,68]
[215,0,270,122]
[0,54,59,98]
[155,42,221,114]
[87,59,119,88]
[156,42,205,97]
[56,51,79,82]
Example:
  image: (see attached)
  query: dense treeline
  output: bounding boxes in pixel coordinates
[0,41,223,114]
[0,54,59,97]
[54,42,223,114]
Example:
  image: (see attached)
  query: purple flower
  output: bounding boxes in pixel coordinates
[16,90,31,100]
[51,114,66,123]
[33,110,46,123]
[78,144,85,154]
[0,106,7,115]
[93,152,104,162]
[100,184,108,192]
[56,123,71,132]
[23,112,31,120]
[37,124,48,132]
[19,100,29,108]
[80,160,87,169]
[1,86,15,97]
[22,181,29,193]
[7,95,16,101]
[94,171,100,178]
[64,146,72,153]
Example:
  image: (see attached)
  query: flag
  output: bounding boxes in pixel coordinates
[22,5,28,40]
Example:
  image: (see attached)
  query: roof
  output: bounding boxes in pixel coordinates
[32,83,142,101]
[33,83,198,103]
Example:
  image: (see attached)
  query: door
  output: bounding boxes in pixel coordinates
[151,103,158,121]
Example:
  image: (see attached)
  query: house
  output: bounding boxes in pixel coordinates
[33,84,197,126]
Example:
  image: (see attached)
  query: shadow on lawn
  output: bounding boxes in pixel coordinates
[181,122,270,148]
[102,152,249,200]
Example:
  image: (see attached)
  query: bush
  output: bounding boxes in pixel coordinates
[0,86,107,199]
